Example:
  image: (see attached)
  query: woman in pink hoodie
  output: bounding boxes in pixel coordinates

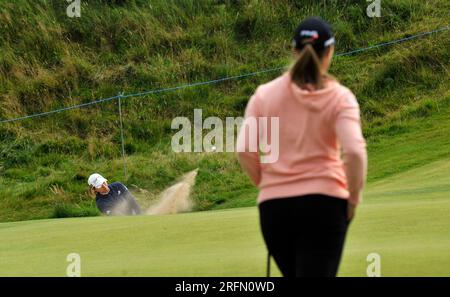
[237,17,367,277]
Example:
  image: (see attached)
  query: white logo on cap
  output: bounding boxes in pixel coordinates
[300,30,319,38]
[324,37,335,47]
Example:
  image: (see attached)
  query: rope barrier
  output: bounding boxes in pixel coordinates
[0,25,448,124]
[0,95,120,124]
[117,92,127,179]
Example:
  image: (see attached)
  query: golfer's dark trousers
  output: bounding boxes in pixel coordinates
[258,194,351,277]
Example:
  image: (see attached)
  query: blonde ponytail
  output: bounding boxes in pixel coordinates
[290,44,325,89]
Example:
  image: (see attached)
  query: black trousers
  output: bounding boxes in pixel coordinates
[258,194,351,277]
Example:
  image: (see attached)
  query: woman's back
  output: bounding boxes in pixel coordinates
[237,16,368,277]
[238,72,366,205]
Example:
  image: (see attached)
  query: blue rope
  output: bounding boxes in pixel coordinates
[0,26,448,124]
[0,95,120,124]
[120,67,285,99]
[336,26,449,57]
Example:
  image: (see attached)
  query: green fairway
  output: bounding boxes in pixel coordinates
[0,159,449,277]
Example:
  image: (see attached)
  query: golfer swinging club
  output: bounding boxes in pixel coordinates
[88,173,142,216]
[237,17,367,277]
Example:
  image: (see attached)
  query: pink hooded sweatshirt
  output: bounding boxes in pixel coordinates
[236,71,367,205]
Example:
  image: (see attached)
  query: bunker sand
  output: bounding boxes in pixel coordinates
[146,169,198,215]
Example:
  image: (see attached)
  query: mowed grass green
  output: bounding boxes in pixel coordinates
[0,159,449,277]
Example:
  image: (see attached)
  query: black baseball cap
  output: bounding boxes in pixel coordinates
[292,17,335,52]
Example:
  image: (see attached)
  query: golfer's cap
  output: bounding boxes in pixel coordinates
[292,17,335,52]
[88,173,107,189]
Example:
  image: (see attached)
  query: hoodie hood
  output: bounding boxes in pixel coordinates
[285,72,339,111]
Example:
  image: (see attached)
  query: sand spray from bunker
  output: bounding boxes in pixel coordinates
[108,169,198,216]
[125,169,198,216]
[146,169,198,215]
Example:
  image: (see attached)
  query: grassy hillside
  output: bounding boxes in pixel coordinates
[0,0,449,222]
[1,158,449,276]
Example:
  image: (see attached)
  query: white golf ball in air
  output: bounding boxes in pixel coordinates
[212,146,216,152]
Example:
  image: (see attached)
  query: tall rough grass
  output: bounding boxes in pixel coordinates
[0,0,449,221]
